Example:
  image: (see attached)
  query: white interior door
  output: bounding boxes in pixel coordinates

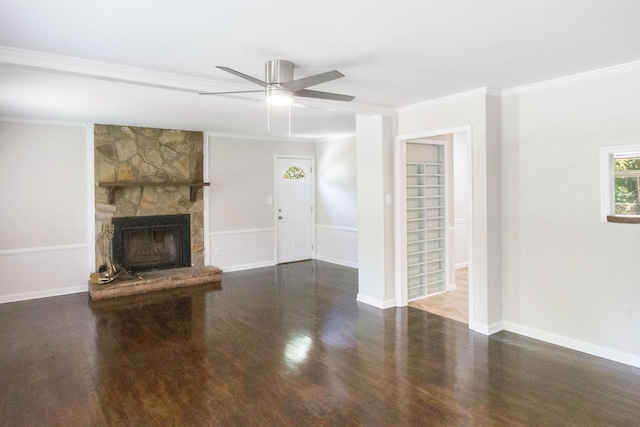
[276,157,313,264]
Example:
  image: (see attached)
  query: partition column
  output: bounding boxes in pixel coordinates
[356,114,395,308]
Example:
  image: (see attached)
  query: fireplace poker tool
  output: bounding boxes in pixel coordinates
[89,223,144,284]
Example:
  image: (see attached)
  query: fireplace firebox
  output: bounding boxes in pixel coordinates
[111,214,191,273]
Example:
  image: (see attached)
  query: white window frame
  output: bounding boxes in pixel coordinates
[600,144,640,222]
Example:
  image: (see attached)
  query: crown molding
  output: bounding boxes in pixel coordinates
[502,60,640,96]
[485,87,503,97]
[395,60,640,110]
[0,116,89,128]
[0,45,236,94]
[395,87,495,113]
[205,131,313,144]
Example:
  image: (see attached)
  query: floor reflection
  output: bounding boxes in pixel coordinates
[1,261,639,425]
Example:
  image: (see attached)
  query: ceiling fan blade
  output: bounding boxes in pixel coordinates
[216,66,268,88]
[199,90,265,95]
[280,70,344,92]
[294,89,355,102]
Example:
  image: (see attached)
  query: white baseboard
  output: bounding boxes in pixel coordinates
[220,261,276,272]
[503,321,640,368]
[0,285,87,304]
[219,256,357,273]
[356,293,396,309]
[315,255,358,269]
[473,321,504,336]
[447,283,457,291]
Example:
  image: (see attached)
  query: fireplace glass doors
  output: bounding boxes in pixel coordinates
[111,214,191,273]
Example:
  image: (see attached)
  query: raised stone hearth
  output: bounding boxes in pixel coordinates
[89,266,222,300]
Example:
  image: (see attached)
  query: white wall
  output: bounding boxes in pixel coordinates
[0,120,90,302]
[207,135,315,271]
[315,135,358,267]
[501,67,640,366]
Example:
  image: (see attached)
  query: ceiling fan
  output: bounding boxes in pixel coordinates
[200,60,355,105]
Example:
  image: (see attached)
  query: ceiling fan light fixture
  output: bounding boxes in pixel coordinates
[205,60,354,103]
[266,88,293,106]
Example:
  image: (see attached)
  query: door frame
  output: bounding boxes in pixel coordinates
[274,155,316,264]
[394,126,474,328]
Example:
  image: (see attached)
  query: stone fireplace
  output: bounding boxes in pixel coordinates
[94,124,205,271]
[91,125,220,301]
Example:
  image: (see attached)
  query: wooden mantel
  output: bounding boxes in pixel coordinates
[97,181,210,204]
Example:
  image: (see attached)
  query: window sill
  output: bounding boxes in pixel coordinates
[606,215,640,224]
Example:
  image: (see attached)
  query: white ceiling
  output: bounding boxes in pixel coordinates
[1,0,639,140]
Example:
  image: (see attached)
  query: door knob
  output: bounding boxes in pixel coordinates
[278,216,283,220]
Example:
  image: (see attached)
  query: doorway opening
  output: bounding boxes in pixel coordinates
[395,129,473,325]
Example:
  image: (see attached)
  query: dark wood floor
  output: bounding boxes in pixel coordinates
[1,261,639,426]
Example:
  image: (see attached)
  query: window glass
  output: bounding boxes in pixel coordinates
[282,166,305,180]
[614,154,640,215]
